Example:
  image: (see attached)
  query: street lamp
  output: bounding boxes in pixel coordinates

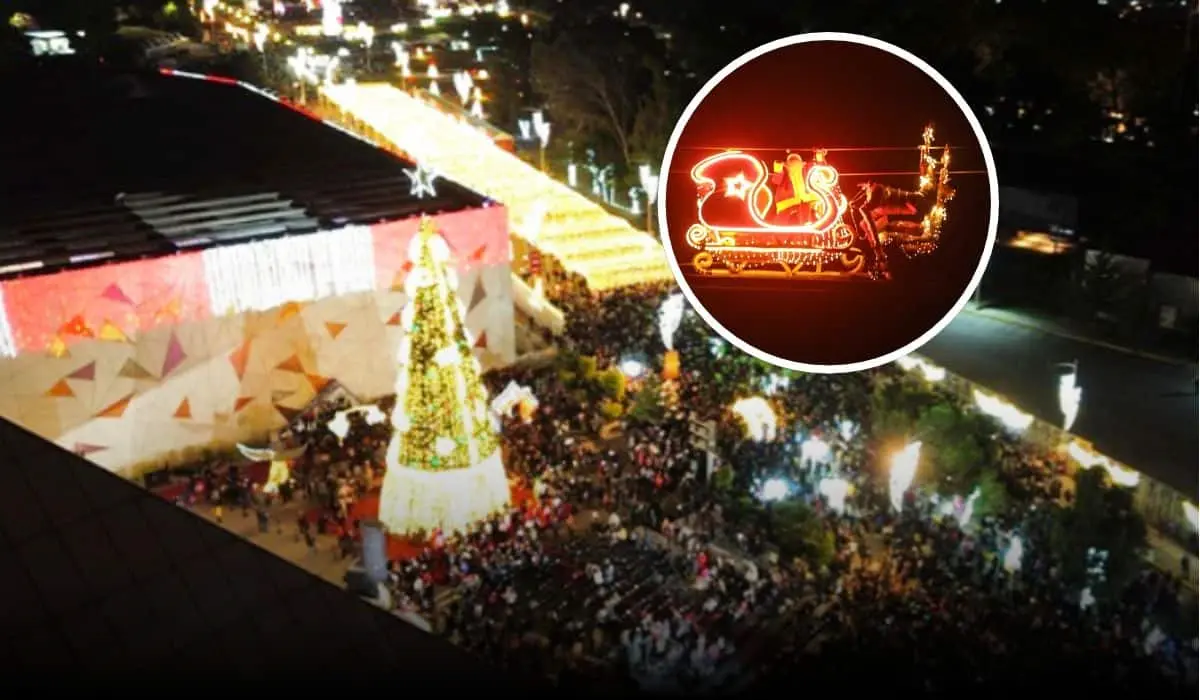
[638,164,659,232]
[469,88,484,119]
[533,110,551,171]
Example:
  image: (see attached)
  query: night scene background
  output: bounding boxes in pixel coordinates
[0,0,1197,693]
[661,37,992,366]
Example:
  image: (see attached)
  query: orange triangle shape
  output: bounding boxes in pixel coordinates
[389,271,407,292]
[154,297,182,324]
[234,396,255,413]
[277,302,303,322]
[325,321,347,339]
[386,311,402,326]
[96,394,134,418]
[229,341,252,380]
[59,314,95,338]
[473,330,488,349]
[98,320,129,342]
[173,398,192,419]
[276,354,304,373]
[45,379,75,398]
[306,373,331,392]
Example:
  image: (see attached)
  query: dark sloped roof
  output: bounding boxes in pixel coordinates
[0,63,489,279]
[0,417,525,684]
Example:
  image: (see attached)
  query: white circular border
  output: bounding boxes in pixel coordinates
[656,32,1000,375]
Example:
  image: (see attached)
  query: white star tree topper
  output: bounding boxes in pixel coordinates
[405,162,440,199]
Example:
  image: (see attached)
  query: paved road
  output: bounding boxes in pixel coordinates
[922,309,1199,495]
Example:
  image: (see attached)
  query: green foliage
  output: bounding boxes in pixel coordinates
[971,468,1010,521]
[869,377,933,441]
[769,500,834,569]
[596,368,626,402]
[576,355,598,381]
[1051,468,1147,599]
[627,374,665,423]
[711,464,734,494]
[598,399,625,421]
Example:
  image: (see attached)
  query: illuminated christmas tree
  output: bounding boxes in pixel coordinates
[377,217,511,535]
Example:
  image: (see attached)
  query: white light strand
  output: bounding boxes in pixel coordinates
[0,285,18,358]
[202,225,376,314]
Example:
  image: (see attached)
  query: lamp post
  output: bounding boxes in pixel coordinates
[533,110,551,172]
[1056,360,1082,433]
[453,71,473,105]
[638,164,659,233]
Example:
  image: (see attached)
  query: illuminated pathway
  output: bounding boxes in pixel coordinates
[319,83,673,291]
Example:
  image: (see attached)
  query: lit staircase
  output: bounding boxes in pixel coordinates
[319,83,674,291]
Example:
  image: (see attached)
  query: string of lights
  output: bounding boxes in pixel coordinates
[675,145,974,152]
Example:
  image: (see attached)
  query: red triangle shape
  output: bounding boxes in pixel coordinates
[468,244,488,263]
[325,322,347,339]
[233,396,255,413]
[67,361,96,381]
[473,331,488,349]
[161,332,187,378]
[276,354,304,373]
[306,374,331,392]
[73,443,108,456]
[386,311,402,326]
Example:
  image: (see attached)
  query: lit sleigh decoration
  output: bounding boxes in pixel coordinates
[684,126,955,280]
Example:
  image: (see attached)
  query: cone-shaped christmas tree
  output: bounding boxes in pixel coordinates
[377,217,511,535]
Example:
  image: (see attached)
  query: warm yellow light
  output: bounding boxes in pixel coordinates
[889,441,922,511]
[1064,440,1140,488]
[731,396,777,441]
[318,82,671,290]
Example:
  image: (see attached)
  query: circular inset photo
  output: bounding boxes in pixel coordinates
[657,32,998,374]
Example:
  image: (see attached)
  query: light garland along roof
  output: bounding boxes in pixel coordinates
[319,82,673,291]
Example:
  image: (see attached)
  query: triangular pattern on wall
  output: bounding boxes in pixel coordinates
[173,398,192,420]
[390,269,408,292]
[161,332,187,378]
[59,314,94,338]
[229,340,252,380]
[100,282,135,305]
[45,379,75,398]
[386,311,402,326]
[72,442,108,456]
[95,393,134,419]
[306,374,331,392]
[325,321,347,339]
[473,330,488,349]
[274,404,302,422]
[98,320,129,343]
[468,277,487,312]
[47,336,69,358]
[67,361,96,381]
[233,396,255,413]
[118,358,156,380]
[278,301,304,323]
[467,244,488,264]
[276,354,304,373]
[154,297,182,324]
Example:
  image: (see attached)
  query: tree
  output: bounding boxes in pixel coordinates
[1050,468,1147,601]
[628,375,665,423]
[769,500,834,570]
[376,219,511,535]
[530,18,676,170]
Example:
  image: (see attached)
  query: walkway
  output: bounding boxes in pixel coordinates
[317,83,673,291]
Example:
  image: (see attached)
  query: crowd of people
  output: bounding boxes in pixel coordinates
[175,272,1197,695]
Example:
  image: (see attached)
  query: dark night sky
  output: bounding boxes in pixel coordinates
[661,38,994,369]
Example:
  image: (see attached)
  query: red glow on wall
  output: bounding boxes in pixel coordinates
[370,206,509,290]
[1,254,211,354]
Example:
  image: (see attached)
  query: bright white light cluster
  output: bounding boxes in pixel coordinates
[202,225,376,315]
[318,82,671,290]
[0,286,16,358]
[491,380,538,419]
[888,440,922,512]
[657,293,685,350]
[895,355,945,382]
[973,389,1034,433]
[1065,440,1140,487]
[1058,370,1082,432]
[732,396,777,442]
